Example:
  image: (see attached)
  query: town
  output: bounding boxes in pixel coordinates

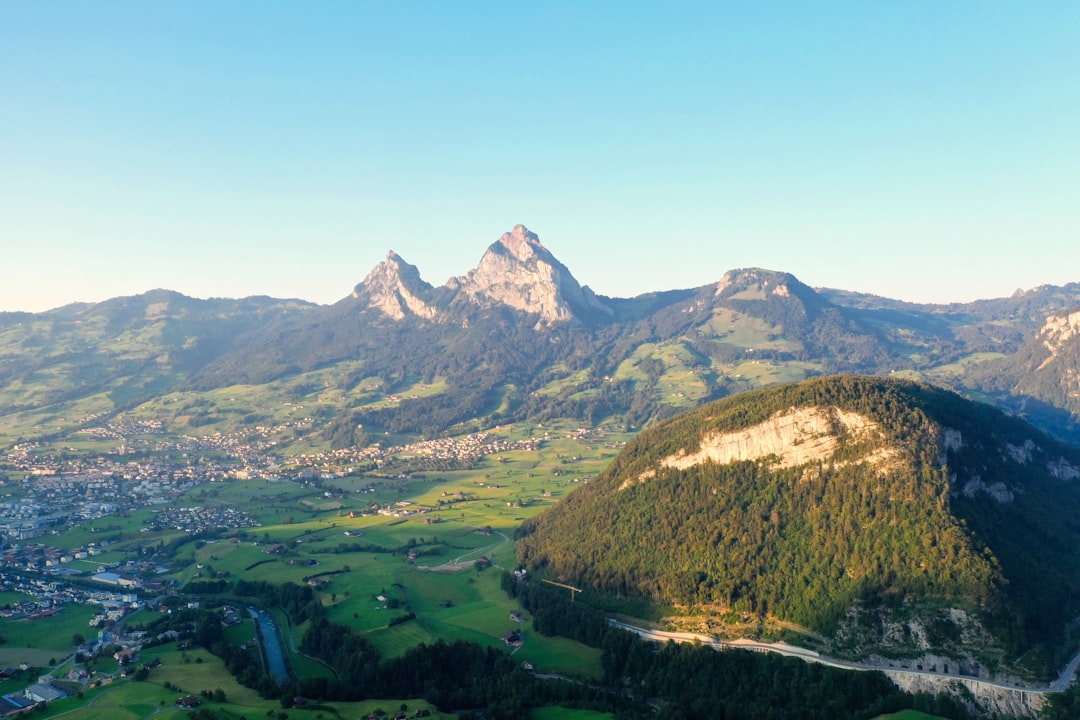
[1,420,541,542]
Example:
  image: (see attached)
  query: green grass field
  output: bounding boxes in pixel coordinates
[0,603,97,652]
[531,708,614,720]
[35,644,451,720]
[871,712,949,720]
[4,423,639,718]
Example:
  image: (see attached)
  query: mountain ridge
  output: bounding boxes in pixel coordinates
[2,224,1080,452]
[349,224,613,326]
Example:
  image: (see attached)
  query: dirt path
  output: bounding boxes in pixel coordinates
[419,525,510,573]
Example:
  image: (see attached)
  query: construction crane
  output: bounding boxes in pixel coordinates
[541,579,583,602]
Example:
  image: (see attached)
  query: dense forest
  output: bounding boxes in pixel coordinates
[149,569,985,720]
[516,376,1080,664]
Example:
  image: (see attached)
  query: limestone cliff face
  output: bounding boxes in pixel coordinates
[713,268,802,301]
[623,405,895,489]
[446,225,612,326]
[1040,308,1080,353]
[1036,308,1080,373]
[1010,308,1080,416]
[353,251,437,321]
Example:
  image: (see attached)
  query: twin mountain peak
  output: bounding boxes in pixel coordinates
[352,224,793,326]
[354,224,612,325]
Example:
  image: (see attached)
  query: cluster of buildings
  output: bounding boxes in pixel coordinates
[0,450,224,540]
[0,675,69,715]
[0,541,104,572]
[293,431,542,472]
[0,570,140,622]
[146,505,259,534]
[0,417,552,551]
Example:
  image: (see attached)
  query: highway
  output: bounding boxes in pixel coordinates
[607,619,1080,696]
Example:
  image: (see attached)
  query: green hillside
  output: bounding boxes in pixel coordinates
[516,376,1080,672]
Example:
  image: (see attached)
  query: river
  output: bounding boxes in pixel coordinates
[249,607,290,684]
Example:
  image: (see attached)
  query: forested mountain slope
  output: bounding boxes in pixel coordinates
[516,376,1080,670]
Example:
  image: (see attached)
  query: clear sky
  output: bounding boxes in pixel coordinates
[2,2,1078,313]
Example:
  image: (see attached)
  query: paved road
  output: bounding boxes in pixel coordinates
[608,619,1080,695]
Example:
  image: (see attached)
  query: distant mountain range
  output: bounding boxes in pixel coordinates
[2,224,1079,449]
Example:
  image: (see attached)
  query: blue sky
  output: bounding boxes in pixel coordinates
[2,2,1078,312]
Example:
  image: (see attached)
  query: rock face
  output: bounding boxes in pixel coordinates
[352,225,612,326]
[1040,308,1080,357]
[353,251,438,321]
[713,268,805,301]
[1006,307,1080,423]
[448,225,612,326]
[622,406,894,489]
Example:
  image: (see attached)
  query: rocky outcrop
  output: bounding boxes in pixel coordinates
[1040,309,1080,358]
[714,268,803,301]
[447,225,612,326]
[353,251,437,321]
[884,672,1045,717]
[624,405,894,489]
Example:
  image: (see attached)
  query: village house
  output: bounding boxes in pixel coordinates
[113,648,139,665]
[24,682,68,704]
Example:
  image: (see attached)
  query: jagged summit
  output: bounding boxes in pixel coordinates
[353,225,613,326]
[495,224,549,262]
[450,224,612,326]
[352,250,437,320]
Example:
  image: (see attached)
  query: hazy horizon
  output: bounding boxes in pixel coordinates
[3,3,1078,313]
[2,225,1072,315]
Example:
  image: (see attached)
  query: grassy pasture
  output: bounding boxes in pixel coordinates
[531,708,614,720]
[366,620,433,658]
[12,422,629,712]
[138,643,264,706]
[516,633,604,679]
[222,618,256,645]
[533,366,592,396]
[925,352,1008,378]
[0,603,97,651]
[729,358,814,386]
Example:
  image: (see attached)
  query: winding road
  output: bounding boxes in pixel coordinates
[607,619,1080,696]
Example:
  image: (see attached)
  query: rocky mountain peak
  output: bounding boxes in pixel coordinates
[496,224,547,262]
[353,251,437,321]
[452,225,612,326]
[714,268,802,300]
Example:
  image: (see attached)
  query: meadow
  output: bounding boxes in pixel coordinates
[3,421,627,718]
[35,640,450,720]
